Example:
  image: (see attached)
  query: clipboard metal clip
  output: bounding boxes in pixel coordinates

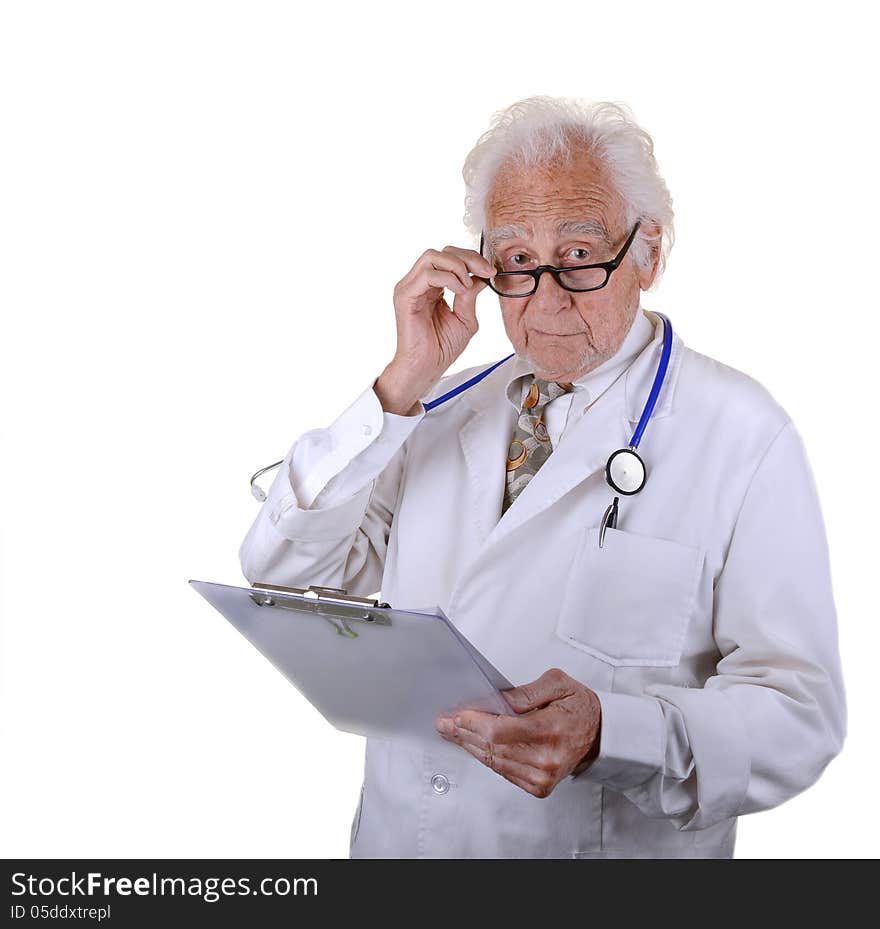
[248,582,392,633]
[251,582,390,609]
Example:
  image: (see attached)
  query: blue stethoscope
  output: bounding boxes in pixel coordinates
[250,313,672,550]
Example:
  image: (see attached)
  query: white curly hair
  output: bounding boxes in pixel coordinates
[462,96,674,290]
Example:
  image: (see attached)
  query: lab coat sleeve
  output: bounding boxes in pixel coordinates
[576,419,847,830]
[238,377,425,596]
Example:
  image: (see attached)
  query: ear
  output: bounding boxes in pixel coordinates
[636,222,662,290]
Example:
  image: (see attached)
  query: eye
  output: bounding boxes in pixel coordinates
[499,252,535,272]
[566,247,590,263]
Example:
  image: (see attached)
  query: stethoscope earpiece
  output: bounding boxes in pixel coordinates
[249,458,284,503]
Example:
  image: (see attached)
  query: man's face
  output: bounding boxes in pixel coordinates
[485,147,656,383]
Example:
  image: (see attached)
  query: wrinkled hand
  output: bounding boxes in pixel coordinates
[376,246,492,415]
[435,668,602,798]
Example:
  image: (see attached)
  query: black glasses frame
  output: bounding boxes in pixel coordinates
[477,220,641,297]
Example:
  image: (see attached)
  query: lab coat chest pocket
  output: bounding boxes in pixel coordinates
[555,526,703,668]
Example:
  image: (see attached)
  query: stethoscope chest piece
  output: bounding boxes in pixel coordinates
[605,447,647,496]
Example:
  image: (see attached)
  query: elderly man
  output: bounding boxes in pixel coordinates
[239,96,845,859]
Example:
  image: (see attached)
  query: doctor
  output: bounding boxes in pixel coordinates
[239,96,846,858]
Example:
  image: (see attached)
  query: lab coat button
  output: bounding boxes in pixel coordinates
[431,773,450,794]
[363,424,373,435]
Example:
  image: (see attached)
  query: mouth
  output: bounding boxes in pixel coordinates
[530,329,581,337]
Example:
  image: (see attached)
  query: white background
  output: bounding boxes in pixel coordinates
[1,1,877,859]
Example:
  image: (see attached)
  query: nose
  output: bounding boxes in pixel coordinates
[528,266,570,312]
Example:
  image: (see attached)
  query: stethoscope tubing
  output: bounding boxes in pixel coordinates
[628,311,672,450]
[422,352,516,412]
[249,314,673,503]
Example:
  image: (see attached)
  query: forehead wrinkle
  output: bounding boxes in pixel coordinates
[488,180,617,214]
[486,186,620,246]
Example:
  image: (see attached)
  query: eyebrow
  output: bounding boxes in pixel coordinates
[486,218,611,252]
[555,218,611,244]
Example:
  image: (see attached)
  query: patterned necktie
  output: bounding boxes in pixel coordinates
[502,375,574,515]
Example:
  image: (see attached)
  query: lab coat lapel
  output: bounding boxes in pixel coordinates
[457,402,511,545]
[455,311,683,569]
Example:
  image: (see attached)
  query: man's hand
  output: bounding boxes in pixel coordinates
[375,246,493,416]
[435,668,602,798]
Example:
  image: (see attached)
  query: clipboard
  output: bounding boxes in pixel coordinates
[189,579,516,746]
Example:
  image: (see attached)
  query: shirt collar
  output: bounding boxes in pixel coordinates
[504,307,656,411]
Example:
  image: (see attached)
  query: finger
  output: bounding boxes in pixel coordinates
[452,708,545,746]
[435,715,457,736]
[437,721,488,754]
[447,712,560,769]
[458,742,556,799]
[441,719,487,750]
[451,277,487,328]
[438,710,564,785]
[441,245,495,279]
[417,249,473,290]
[445,721,552,770]
[424,268,471,296]
[502,668,576,714]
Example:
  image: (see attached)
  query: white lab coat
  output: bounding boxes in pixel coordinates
[239,308,846,859]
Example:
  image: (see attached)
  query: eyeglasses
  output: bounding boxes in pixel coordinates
[477,220,641,297]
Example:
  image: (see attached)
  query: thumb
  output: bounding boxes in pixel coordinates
[502,668,574,714]
[451,278,487,331]
[502,686,535,714]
